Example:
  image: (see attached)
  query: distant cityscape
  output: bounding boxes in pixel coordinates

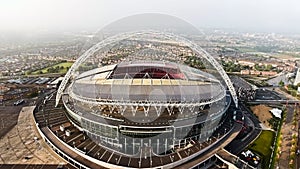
[0,28,300,169]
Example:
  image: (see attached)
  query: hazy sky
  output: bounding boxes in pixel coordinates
[0,0,300,34]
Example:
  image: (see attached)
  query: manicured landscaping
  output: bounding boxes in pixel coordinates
[248,130,276,169]
[270,108,285,169]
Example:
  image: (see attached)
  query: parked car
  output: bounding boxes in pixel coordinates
[14,99,24,106]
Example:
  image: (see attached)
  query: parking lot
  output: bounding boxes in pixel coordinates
[255,88,283,100]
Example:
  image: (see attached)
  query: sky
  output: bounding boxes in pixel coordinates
[0,0,300,34]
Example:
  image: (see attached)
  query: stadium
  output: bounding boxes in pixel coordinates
[65,60,229,154]
[33,30,243,169]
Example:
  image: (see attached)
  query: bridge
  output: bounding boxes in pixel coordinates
[248,99,299,105]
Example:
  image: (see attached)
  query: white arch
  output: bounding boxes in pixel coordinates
[55,31,238,107]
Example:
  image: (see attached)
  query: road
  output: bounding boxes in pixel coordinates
[296,108,300,169]
[225,103,261,155]
[286,105,295,124]
[266,73,289,87]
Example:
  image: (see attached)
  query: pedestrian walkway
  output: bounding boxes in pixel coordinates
[0,106,65,167]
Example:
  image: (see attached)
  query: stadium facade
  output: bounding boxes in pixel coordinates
[63,60,231,156]
[33,30,243,169]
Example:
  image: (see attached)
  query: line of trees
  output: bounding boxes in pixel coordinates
[254,63,274,71]
[184,55,206,69]
[221,60,249,73]
[46,65,71,74]
[47,66,65,73]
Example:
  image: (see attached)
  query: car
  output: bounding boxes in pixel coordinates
[14,99,24,106]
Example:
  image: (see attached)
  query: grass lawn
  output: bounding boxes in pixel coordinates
[248,130,275,169]
[31,62,73,74]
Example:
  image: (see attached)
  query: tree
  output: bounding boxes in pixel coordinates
[278,80,284,87]
[29,91,39,98]
[287,84,294,90]
[267,64,272,70]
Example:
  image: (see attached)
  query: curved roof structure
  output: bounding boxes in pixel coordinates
[56,31,238,107]
[71,61,224,104]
